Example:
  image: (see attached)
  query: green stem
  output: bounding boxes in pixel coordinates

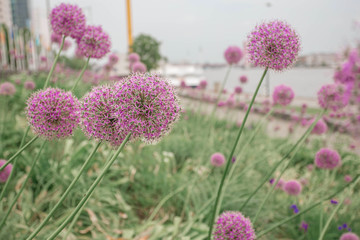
[43,36,65,89]
[26,141,102,240]
[251,109,325,223]
[257,174,360,239]
[318,199,343,240]
[0,136,38,172]
[46,133,131,240]
[0,141,46,229]
[239,109,325,211]
[70,57,90,92]
[209,65,232,120]
[207,68,268,239]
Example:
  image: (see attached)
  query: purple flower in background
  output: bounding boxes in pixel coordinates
[283,180,302,196]
[114,73,181,143]
[340,232,360,240]
[0,82,16,96]
[330,199,338,205]
[231,156,236,163]
[234,86,243,94]
[128,52,140,63]
[344,175,352,182]
[315,148,341,170]
[0,160,13,183]
[317,84,348,111]
[108,53,119,65]
[247,20,300,71]
[213,211,256,240]
[131,61,147,73]
[78,25,111,59]
[239,75,248,84]
[290,204,299,214]
[309,118,328,135]
[199,80,208,89]
[210,153,226,167]
[51,32,62,44]
[301,221,309,232]
[273,85,295,106]
[224,46,243,65]
[26,88,80,140]
[62,39,72,51]
[269,178,275,184]
[24,81,36,90]
[50,3,86,40]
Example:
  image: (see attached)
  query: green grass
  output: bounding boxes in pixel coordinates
[0,73,359,240]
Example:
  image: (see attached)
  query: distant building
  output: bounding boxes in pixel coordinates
[11,0,29,28]
[296,53,337,68]
[0,0,12,27]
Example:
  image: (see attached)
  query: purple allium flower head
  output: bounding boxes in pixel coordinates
[240,75,248,84]
[199,80,208,89]
[247,20,300,71]
[235,86,243,94]
[273,85,294,106]
[213,211,256,240]
[315,148,341,170]
[301,221,309,232]
[0,160,13,183]
[78,25,111,59]
[51,32,62,44]
[50,3,86,40]
[317,84,348,111]
[26,88,80,140]
[224,46,243,65]
[283,180,302,196]
[340,233,360,240]
[80,84,128,146]
[180,80,186,88]
[131,61,147,73]
[210,153,226,167]
[309,118,328,135]
[0,82,16,96]
[114,73,181,143]
[270,178,285,189]
[108,53,119,65]
[128,52,140,63]
[24,81,36,90]
[344,175,352,182]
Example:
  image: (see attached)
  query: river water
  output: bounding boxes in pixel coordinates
[203,67,334,99]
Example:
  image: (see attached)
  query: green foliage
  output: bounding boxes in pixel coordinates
[132,34,162,71]
[59,55,90,70]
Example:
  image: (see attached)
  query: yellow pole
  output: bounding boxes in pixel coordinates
[126,0,133,53]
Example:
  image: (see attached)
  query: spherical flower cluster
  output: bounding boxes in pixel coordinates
[272,85,294,106]
[344,175,352,182]
[210,153,225,167]
[24,81,36,90]
[0,82,16,96]
[213,211,256,240]
[80,84,127,146]
[340,233,360,240]
[26,88,80,140]
[315,148,341,169]
[50,3,86,40]
[235,86,243,94]
[115,73,181,143]
[224,46,243,65]
[132,61,147,73]
[51,32,62,44]
[283,180,302,196]
[309,118,328,135]
[240,75,248,84]
[108,53,119,65]
[318,84,348,111]
[0,160,13,183]
[78,25,111,59]
[199,80,208,89]
[128,52,140,63]
[247,20,300,71]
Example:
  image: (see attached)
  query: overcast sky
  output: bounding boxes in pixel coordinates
[32,0,360,63]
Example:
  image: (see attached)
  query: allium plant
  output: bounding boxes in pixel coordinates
[0,82,16,96]
[318,84,348,111]
[340,232,360,240]
[283,180,302,196]
[247,20,300,71]
[272,85,294,106]
[24,81,36,90]
[210,153,226,167]
[128,52,140,63]
[213,211,256,240]
[240,75,248,84]
[0,160,13,183]
[315,148,341,169]
[131,61,147,73]
[108,53,119,65]
[309,118,328,135]
[26,88,80,140]
[78,25,111,59]
[50,3,86,40]
[224,46,243,65]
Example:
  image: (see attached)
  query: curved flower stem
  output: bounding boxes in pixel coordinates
[43,36,66,89]
[0,140,46,229]
[257,174,360,239]
[0,127,31,201]
[0,136,38,172]
[46,133,131,240]
[251,109,325,224]
[26,141,102,240]
[207,68,268,239]
[239,109,325,212]
[70,56,90,92]
[208,65,232,120]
